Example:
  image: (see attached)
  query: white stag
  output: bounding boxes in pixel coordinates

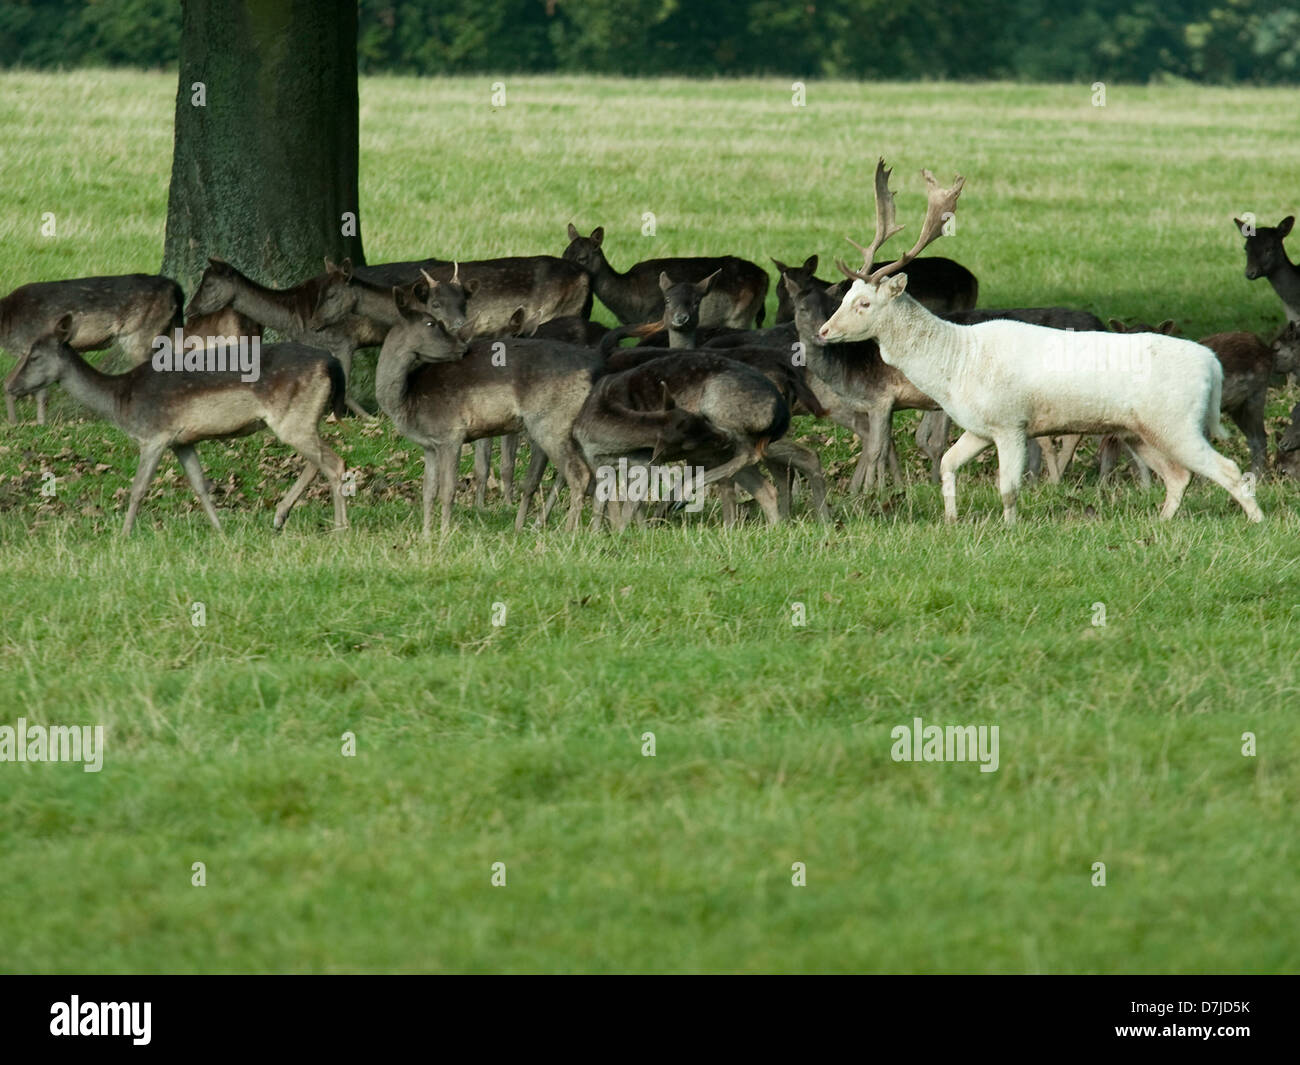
[819,160,1263,525]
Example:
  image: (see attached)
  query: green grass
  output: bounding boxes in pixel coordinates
[1,71,1298,974]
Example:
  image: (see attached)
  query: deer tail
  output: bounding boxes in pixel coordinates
[326,356,348,419]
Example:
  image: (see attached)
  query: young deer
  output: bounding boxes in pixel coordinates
[5,314,348,534]
[821,160,1262,524]
[563,224,768,328]
[1,274,182,424]
[375,290,598,534]
[772,252,978,324]
[1235,215,1300,322]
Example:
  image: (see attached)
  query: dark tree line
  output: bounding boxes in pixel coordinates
[2,0,1297,83]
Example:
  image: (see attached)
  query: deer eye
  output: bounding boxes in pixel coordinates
[857,299,871,310]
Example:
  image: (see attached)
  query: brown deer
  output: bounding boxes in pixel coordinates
[375,289,599,535]
[311,256,590,338]
[1235,215,1300,322]
[772,252,978,324]
[563,224,768,328]
[573,352,791,529]
[1,274,182,424]
[5,314,348,534]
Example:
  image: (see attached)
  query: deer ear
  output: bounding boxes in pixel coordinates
[567,222,580,241]
[590,226,604,247]
[659,271,673,293]
[54,313,75,342]
[324,257,336,273]
[392,285,410,313]
[465,279,480,295]
[884,274,908,297]
[411,280,430,303]
[339,257,353,280]
[508,308,527,334]
[782,273,801,297]
[697,269,722,295]
[771,257,789,275]
[1279,216,1295,237]
[802,254,818,273]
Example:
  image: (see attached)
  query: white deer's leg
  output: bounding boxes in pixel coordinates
[994,433,1029,525]
[939,430,991,524]
[122,441,169,536]
[1162,436,1264,522]
[1127,439,1190,520]
[174,444,224,531]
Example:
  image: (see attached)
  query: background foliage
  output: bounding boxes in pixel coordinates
[1,0,1298,83]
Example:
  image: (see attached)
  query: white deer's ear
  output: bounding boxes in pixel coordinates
[884,274,908,298]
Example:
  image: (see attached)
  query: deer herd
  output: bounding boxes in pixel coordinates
[3,159,1299,535]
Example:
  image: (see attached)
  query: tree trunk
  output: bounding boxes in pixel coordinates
[161,0,364,298]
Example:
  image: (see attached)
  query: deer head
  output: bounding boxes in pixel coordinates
[819,159,964,343]
[1236,216,1294,280]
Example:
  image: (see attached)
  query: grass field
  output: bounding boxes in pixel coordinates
[0,71,1297,974]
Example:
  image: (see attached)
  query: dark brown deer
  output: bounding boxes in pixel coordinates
[786,271,943,493]
[572,352,791,529]
[1235,215,1300,322]
[771,252,978,323]
[601,342,831,522]
[1276,400,1300,478]
[1,274,182,424]
[375,289,599,534]
[563,224,768,328]
[5,315,348,534]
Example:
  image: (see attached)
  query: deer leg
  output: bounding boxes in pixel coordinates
[993,433,1029,525]
[35,387,48,425]
[438,441,461,530]
[500,433,519,505]
[767,440,829,521]
[515,445,551,531]
[732,465,781,525]
[1024,437,1043,481]
[1098,434,1121,481]
[1127,439,1191,520]
[939,430,992,524]
[275,464,320,528]
[473,439,491,509]
[174,444,223,531]
[917,411,950,483]
[1231,396,1269,481]
[275,425,348,530]
[861,406,893,494]
[122,442,169,536]
[1121,441,1152,490]
[718,481,738,525]
[421,447,439,538]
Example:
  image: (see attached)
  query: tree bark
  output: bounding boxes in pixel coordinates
[161,0,364,298]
